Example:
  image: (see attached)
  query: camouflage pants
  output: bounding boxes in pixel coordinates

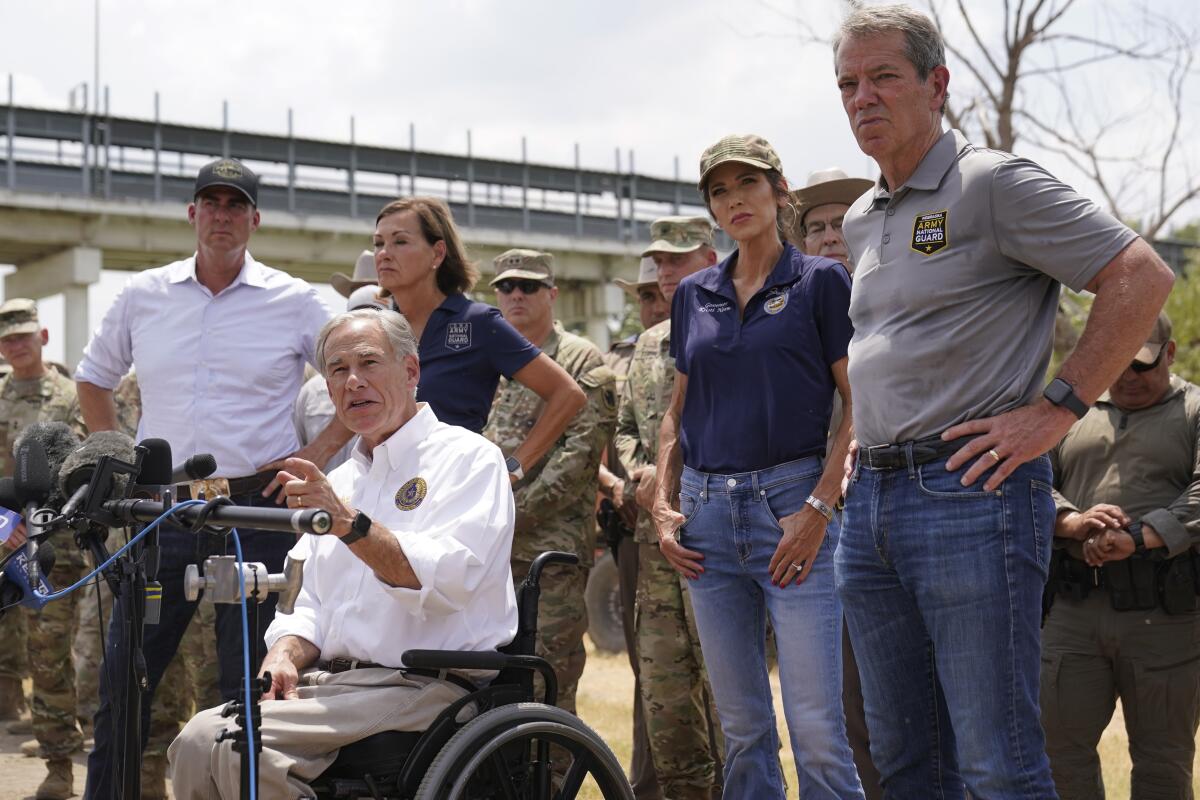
[512,559,588,714]
[145,601,220,761]
[636,542,723,800]
[30,546,87,759]
[0,598,29,680]
[73,556,115,724]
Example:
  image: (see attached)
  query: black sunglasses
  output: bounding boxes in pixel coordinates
[495,279,548,295]
[1130,348,1164,373]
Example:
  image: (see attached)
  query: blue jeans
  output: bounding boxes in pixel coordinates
[679,456,865,800]
[836,452,1058,799]
[84,490,294,800]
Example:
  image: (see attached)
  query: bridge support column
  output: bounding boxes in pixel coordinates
[583,283,618,353]
[3,246,101,369]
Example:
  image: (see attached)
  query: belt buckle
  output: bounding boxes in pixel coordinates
[865,442,895,466]
[190,477,231,499]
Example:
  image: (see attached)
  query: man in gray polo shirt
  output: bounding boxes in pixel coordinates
[831,5,1175,797]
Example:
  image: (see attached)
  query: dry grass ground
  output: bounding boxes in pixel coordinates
[0,639,1196,798]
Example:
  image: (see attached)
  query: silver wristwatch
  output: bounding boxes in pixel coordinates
[805,495,834,521]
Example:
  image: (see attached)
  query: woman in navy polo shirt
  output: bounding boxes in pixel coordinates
[372,197,584,478]
[650,136,863,799]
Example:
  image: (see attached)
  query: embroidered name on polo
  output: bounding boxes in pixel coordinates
[699,301,733,314]
[445,322,472,351]
[911,210,948,255]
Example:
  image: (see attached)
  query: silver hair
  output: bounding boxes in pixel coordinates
[316,308,418,375]
[833,4,947,82]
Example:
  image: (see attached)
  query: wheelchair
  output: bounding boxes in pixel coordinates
[309,551,634,800]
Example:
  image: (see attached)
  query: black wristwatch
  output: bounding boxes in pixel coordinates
[1043,377,1088,419]
[1127,521,1147,556]
[340,510,372,545]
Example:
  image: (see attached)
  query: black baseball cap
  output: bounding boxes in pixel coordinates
[193,157,259,206]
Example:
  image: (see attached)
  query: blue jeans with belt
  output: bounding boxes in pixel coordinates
[836,450,1058,798]
[679,456,865,800]
[84,489,294,800]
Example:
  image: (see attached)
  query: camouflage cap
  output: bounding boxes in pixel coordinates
[1134,311,1174,365]
[0,298,40,338]
[613,257,659,296]
[698,134,783,192]
[490,249,555,286]
[641,216,715,257]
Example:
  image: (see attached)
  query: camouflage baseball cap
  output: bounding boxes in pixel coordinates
[0,298,40,338]
[490,249,555,286]
[698,134,783,191]
[1134,311,1174,365]
[641,216,715,257]
[613,257,660,296]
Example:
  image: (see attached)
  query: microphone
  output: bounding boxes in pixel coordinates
[0,540,56,615]
[171,453,217,484]
[14,439,53,587]
[13,422,81,506]
[137,438,174,487]
[57,431,137,519]
[101,498,333,536]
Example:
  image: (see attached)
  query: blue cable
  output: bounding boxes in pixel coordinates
[230,527,259,800]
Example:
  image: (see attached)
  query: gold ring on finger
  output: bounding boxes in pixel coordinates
[987,449,1002,462]
[297,496,304,507]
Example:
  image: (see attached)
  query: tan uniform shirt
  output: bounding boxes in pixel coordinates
[1051,374,1200,558]
[0,369,85,479]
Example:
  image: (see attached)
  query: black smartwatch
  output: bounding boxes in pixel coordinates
[1043,377,1088,419]
[340,510,372,546]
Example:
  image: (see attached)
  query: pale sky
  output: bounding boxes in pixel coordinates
[2,0,1197,362]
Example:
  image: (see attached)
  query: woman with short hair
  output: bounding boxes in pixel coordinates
[651,135,864,798]
[372,197,583,476]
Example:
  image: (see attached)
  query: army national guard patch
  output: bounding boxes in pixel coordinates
[395,477,428,511]
[912,210,948,255]
[446,322,472,351]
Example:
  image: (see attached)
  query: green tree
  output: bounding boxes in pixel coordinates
[1165,263,1200,384]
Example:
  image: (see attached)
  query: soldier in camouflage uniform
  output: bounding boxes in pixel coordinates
[600,257,671,799]
[482,249,617,714]
[0,298,88,800]
[615,218,724,800]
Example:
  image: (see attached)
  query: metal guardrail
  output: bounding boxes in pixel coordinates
[1,98,714,246]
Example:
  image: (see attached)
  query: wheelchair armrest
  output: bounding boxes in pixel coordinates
[403,649,509,672]
[401,650,559,706]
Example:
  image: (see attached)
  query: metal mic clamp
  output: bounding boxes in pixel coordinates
[184,555,305,614]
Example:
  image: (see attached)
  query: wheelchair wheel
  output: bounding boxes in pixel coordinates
[415,703,633,800]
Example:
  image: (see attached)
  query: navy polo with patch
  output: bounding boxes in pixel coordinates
[412,292,539,433]
[670,243,852,474]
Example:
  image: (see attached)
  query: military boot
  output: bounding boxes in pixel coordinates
[36,758,74,800]
[7,716,33,734]
[21,738,43,757]
[141,752,167,800]
[0,676,27,719]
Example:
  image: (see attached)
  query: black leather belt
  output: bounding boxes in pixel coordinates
[174,471,274,500]
[861,434,975,470]
[324,657,477,694]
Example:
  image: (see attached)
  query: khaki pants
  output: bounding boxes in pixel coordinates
[169,667,470,800]
[1041,589,1200,799]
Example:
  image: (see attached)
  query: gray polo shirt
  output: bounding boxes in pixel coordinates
[843,129,1138,447]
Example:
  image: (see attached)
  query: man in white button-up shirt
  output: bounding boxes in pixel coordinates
[75,158,346,800]
[169,308,518,800]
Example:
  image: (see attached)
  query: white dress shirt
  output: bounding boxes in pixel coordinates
[265,404,519,665]
[75,254,333,478]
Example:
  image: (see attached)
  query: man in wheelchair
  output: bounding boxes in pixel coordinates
[169,308,520,799]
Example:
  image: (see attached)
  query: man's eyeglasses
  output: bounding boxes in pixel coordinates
[1130,348,1164,373]
[804,219,844,239]
[495,279,548,295]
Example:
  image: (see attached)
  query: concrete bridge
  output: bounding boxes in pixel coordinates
[0,97,714,364]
